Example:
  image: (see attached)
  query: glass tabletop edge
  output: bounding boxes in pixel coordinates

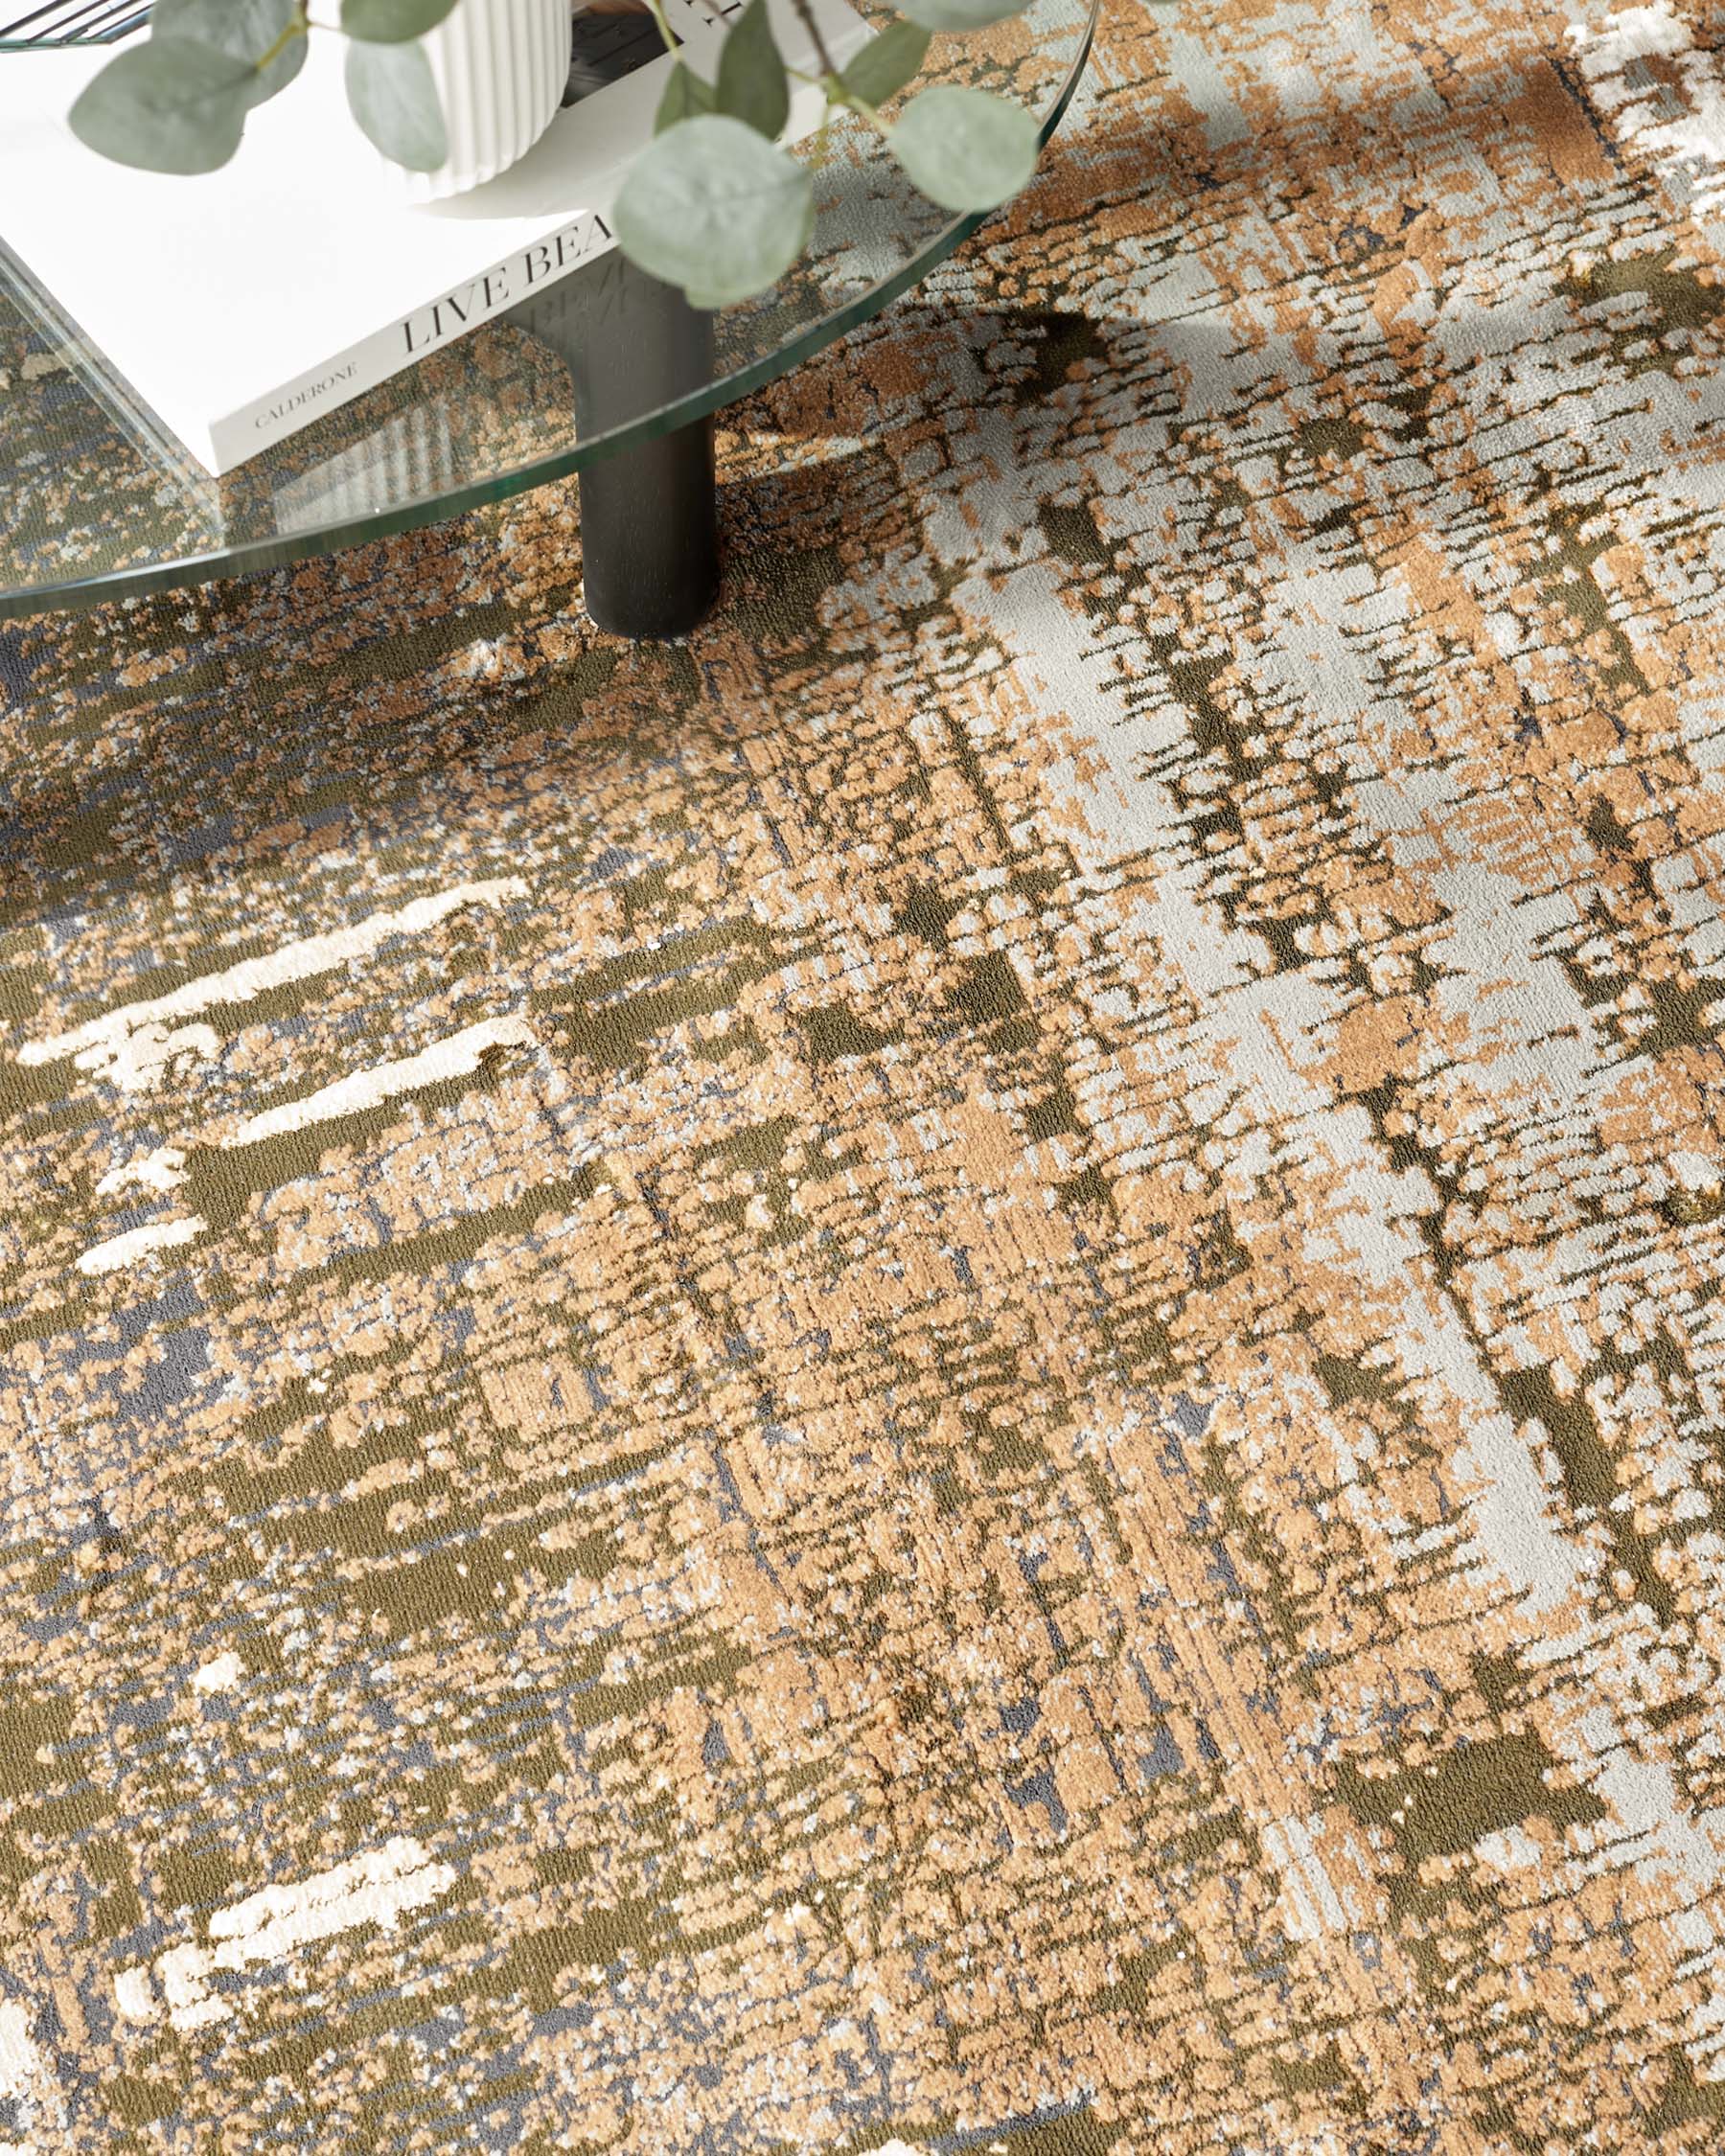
[0,0,1097,624]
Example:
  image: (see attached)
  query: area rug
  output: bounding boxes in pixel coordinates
[9,0,1725,2148]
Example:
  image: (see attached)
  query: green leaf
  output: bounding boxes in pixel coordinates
[150,0,307,106]
[612,113,813,306]
[655,61,716,134]
[715,0,789,141]
[840,20,930,107]
[896,0,1028,27]
[340,0,459,44]
[888,83,1036,211]
[67,38,256,174]
[345,38,447,170]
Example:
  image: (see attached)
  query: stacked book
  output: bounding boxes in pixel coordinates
[0,0,866,475]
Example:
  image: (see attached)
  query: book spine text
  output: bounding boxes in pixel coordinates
[208,210,616,472]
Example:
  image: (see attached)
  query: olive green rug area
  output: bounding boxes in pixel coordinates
[8,0,1725,2148]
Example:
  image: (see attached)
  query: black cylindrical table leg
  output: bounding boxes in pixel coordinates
[575,414,719,640]
[518,253,720,640]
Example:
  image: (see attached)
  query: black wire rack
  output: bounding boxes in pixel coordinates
[0,0,150,45]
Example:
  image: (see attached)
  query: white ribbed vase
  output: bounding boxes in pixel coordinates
[384,0,572,203]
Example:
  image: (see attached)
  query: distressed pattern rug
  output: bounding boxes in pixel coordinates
[12,0,1725,2148]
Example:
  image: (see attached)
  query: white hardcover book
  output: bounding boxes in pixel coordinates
[0,0,866,474]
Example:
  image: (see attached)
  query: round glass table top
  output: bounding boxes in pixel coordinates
[0,0,1094,617]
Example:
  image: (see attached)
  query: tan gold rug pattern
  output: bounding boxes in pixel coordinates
[9,0,1725,2146]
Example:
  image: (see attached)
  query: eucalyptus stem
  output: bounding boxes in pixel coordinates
[641,0,682,60]
[786,0,837,82]
[838,84,886,131]
[255,3,309,76]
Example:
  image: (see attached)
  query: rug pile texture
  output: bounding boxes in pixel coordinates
[9,0,1725,2147]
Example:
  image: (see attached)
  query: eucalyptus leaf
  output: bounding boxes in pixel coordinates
[340,0,460,44]
[888,83,1035,210]
[840,21,930,107]
[715,0,789,141]
[655,60,716,134]
[612,113,813,305]
[68,38,256,174]
[150,0,307,107]
[345,38,447,170]
[896,0,1028,28]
